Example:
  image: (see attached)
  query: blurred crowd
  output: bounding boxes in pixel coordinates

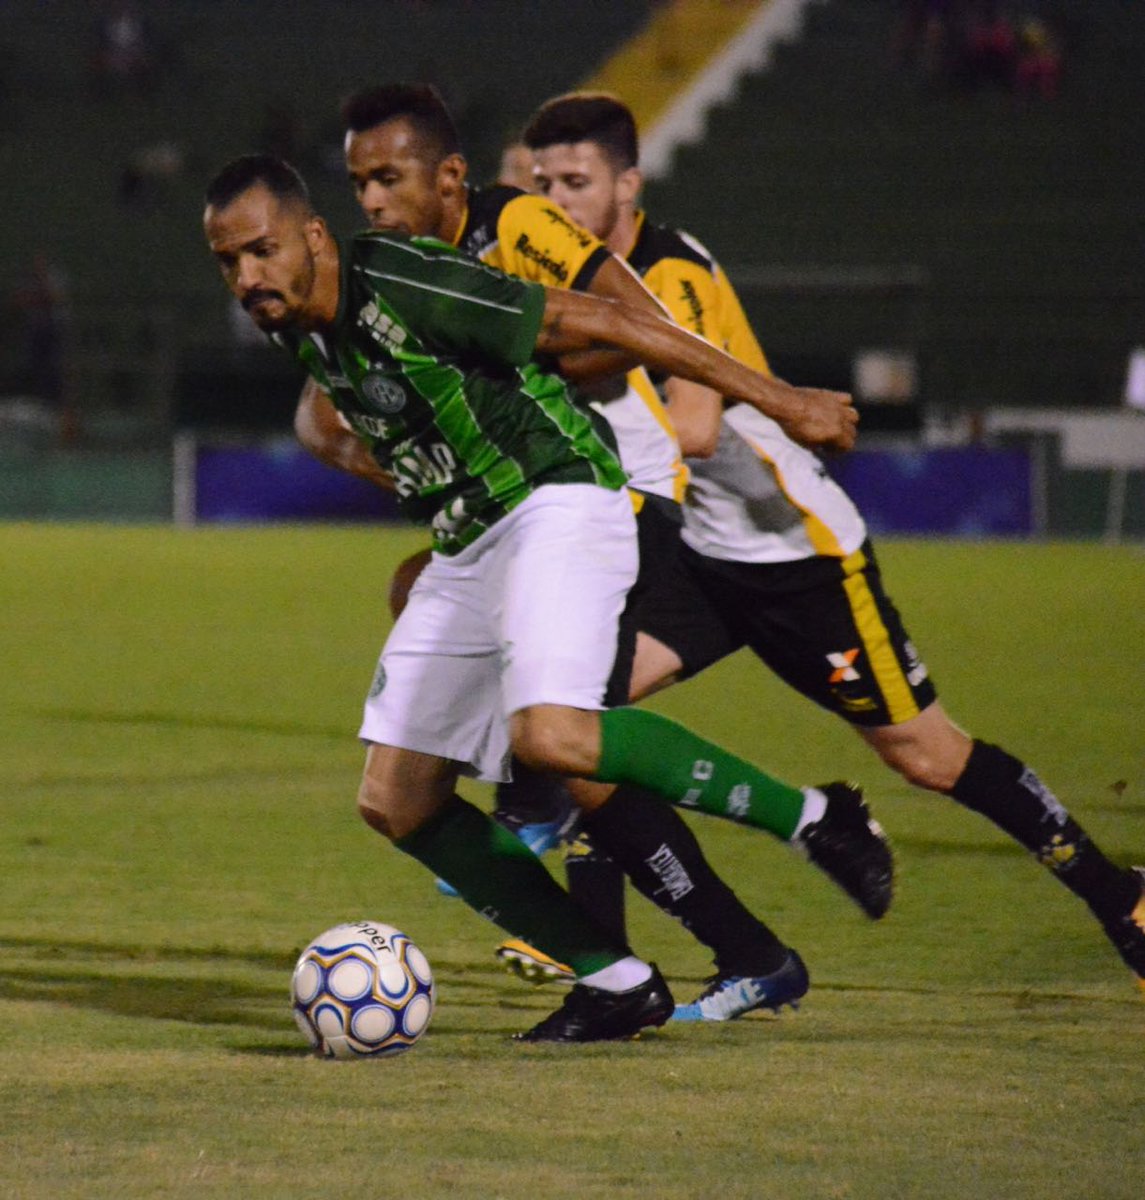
[895,1,1064,98]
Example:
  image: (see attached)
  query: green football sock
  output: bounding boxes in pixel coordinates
[595,707,805,841]
[394,794,626,977]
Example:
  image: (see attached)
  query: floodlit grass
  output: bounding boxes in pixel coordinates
[1,523,1142,1199]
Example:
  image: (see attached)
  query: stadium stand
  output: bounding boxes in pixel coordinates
[0,1,658,518]
[1,1,653,303]
[644,0,1145,414]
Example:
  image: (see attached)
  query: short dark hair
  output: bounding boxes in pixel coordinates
[204,154,312,212]
[523,92,639,171]
[340,83,461,161]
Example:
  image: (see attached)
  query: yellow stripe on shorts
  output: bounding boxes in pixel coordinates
[840,548,920,725]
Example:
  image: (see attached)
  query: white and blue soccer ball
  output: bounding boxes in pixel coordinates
[291,920,435,1059]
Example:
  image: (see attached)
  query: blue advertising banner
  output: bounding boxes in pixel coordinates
[193,440,401,523]
[189,440,1031,536]
[826,447,1032,536]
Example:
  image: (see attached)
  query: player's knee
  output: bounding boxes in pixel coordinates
[864,706,973,794]
[510,706,599,777]
[356,780,448,841]
[357,744,459,840]
[356,775,404,840]
[876,738,965,792]
[511,721,567,774]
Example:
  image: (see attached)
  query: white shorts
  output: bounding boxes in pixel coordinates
[359,484,638,782]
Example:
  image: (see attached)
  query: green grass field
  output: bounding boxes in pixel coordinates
[2,523,1142,1199]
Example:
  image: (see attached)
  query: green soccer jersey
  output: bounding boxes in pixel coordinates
[274,231,626,554]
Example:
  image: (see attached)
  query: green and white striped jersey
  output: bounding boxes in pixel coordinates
[275,231,626,554]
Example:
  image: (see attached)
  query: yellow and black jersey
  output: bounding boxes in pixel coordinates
[627,213,770,377]
[457,185,611,291]
[626,210,866,563]
[454,188,685,503]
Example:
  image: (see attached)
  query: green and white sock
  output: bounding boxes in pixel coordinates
[596,707,806,841]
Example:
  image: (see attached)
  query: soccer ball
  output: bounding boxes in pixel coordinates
[291,920,435,1059]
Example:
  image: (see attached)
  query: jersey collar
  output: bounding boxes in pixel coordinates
[624,209,649,265]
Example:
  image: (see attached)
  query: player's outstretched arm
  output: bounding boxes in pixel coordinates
[552,255,665,382]
[294,378,396,490]
[536,289,858,452]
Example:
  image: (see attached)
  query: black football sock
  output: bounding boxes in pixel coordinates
[950,740,1138,922]
[564,838,628,944]
[583,785,791,977]
[394,794,629,976]
[494,758,576,828]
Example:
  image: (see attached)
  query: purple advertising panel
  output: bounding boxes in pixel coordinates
[192,441,401,523]
[826,447,1032,535]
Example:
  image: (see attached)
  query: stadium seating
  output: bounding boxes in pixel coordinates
[644,0,1145,410]
[0,0,652,351]
[6,0,1142,418]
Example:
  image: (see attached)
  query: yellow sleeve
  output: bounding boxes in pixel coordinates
[713,265,771,377]
[644,256,771,378]
[642,256,721,344]
[490,195,609,290]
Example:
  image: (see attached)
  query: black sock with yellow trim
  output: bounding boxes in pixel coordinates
[950,740,1138,922]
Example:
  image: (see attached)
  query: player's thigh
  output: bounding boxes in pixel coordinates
[388,545,432,620]
[499,484,638,717]
[630,632,685,700]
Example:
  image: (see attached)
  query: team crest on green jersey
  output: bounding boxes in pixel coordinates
[361,372,407,414]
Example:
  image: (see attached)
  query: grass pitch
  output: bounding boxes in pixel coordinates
[1,523,1142,1199]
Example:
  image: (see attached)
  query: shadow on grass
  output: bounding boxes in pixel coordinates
[891,836,1025,858]
[34,706,348,740]
[0,938,516,1049]
[0,933,296,969]
[0,968,519,1052]
[237,1043,318,1057]
[0,968,289,1027]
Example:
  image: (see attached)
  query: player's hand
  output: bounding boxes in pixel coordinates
[779,387,858,452]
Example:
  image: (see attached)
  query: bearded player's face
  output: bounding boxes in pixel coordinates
[204,184,318,332]
[345,118,448,238]
[531,141,622,243]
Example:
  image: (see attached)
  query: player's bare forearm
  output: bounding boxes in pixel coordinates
[294,378,396,491]
[555,346,640,382]
[537,290,858,452]
[588,255,669,317]
[554,256,666,382]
